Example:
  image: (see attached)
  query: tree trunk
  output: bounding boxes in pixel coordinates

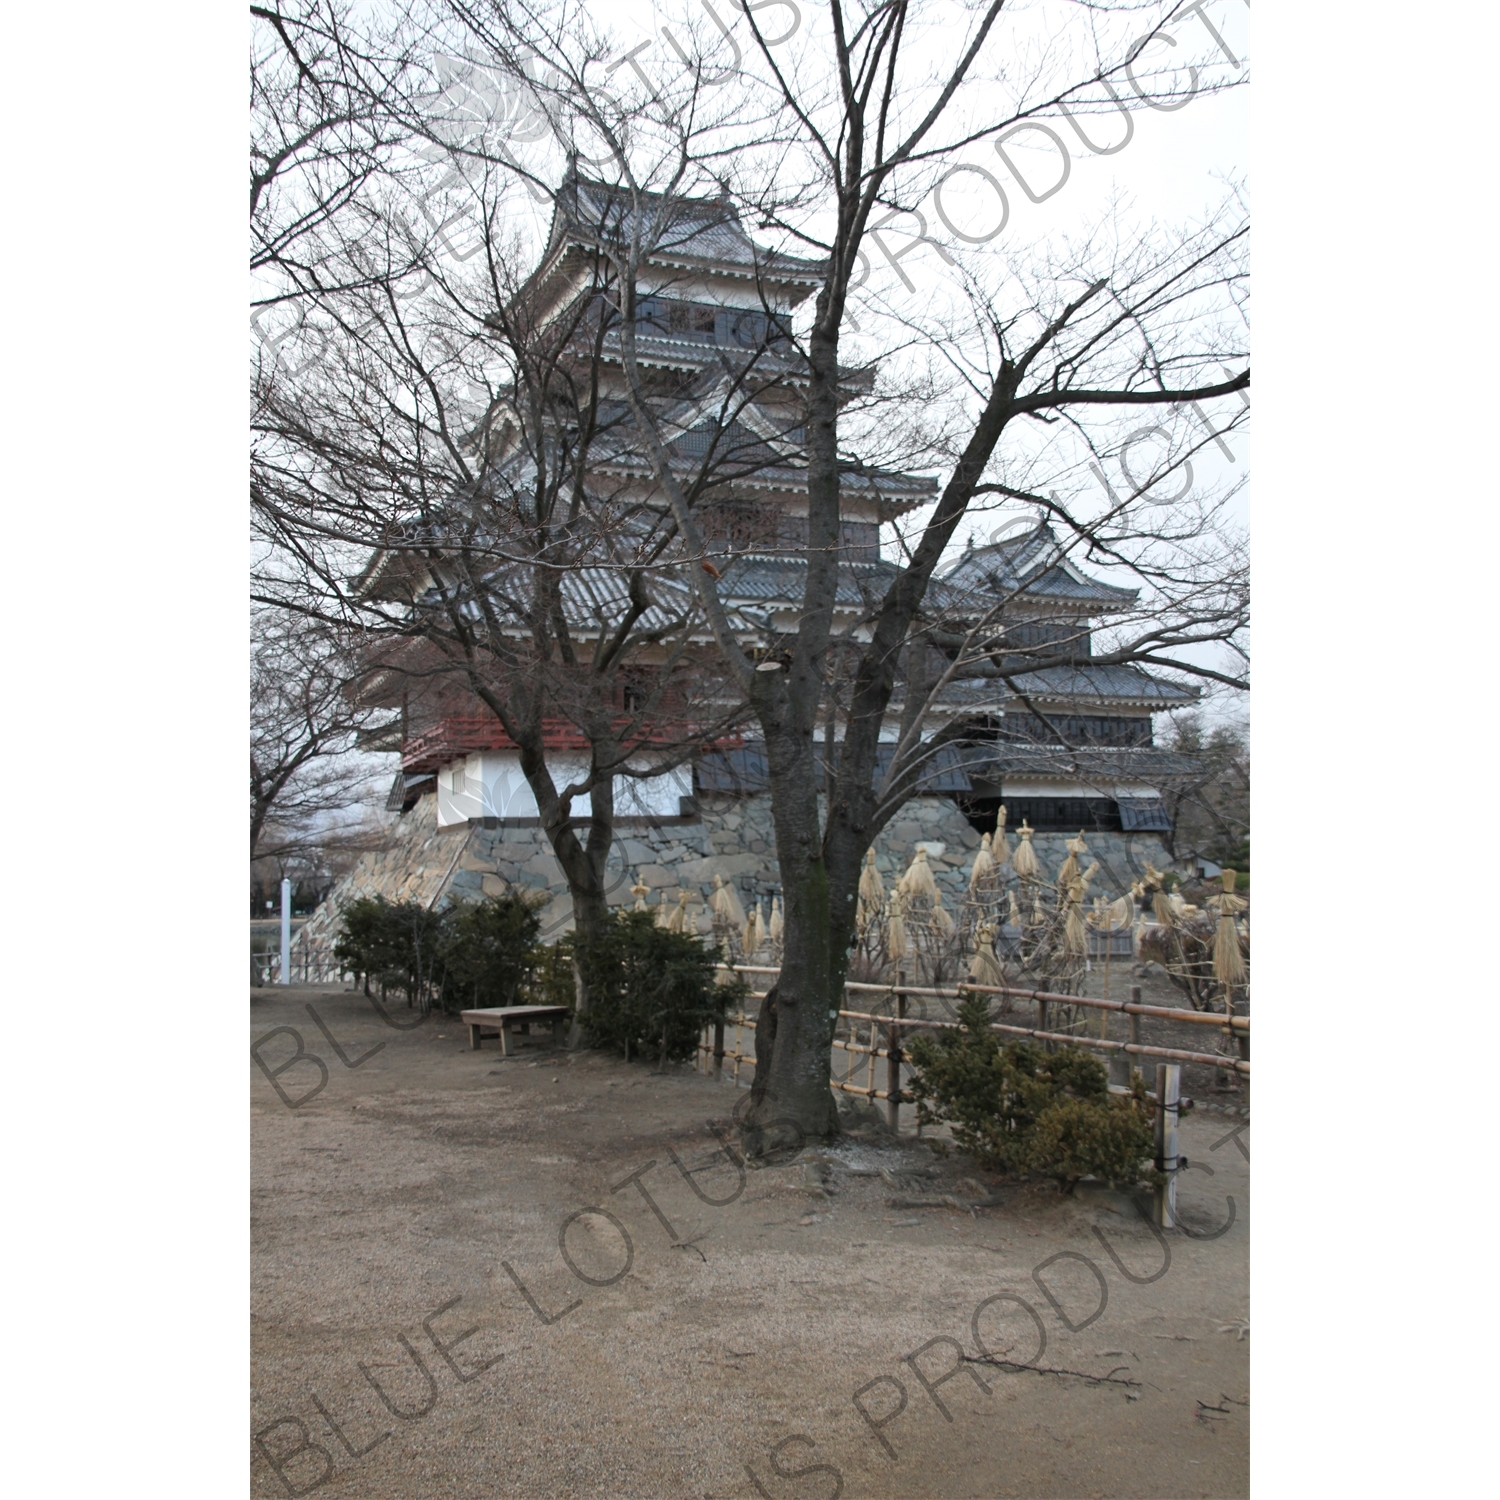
[533,771,615,1046]
[739,721,841,1149]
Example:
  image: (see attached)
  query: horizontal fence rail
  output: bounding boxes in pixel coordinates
[700,967,1249,1133]
[251,951,352,986]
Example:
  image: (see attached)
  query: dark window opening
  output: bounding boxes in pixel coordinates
[700,499,780,552]
[954,794,1126,835]
[999,714,1153,747]
[634,297,788,350]
[839,520,880,562]
[997,619,1092,665]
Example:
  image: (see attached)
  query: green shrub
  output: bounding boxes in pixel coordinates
[572,911,741,1064]
[1025,1095,1157,1188]
[532,937,580,1012]
[907,995,1154,1190]
[333,896,387,992]
[438,892,547,1012]
[333,895,445,1005]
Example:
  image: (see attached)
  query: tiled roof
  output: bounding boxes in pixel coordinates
[696,739,1201,795]
[958,744,1203,782]
[598,325,811,377]
[1117,796,1173,831]
[419,564,703,640]
[996,664,1198,706]
[565,392,937,508]
[696,740,972,795]
[942,523,1139,609]
[552,174,828,284]
[716,553,961,612]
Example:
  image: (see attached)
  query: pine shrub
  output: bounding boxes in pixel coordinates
[329,895,443,1008]
[572,911,740,1065]
[907,995,1155,1190]
[438,891,547,1012]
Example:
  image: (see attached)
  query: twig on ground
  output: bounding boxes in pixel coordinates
[963,1356,1141,1388]
[885,1194,1008,1210]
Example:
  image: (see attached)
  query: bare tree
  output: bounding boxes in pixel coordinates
[251,1,1249,1135]
[1157,711,1249,869]
[252,0,442,399]
[250,607,382,863]
[459,0,1249,1143]
[251,131,787,978]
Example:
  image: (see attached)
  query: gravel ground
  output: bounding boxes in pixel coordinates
[251,982,1249,1498]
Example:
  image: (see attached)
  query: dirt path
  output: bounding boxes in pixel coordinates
[251,984,1249,1498]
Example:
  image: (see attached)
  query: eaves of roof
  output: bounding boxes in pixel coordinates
[998,664,1199,705]
[717,553,963,612]
[554,178,829,287]
[959,744,1204,782]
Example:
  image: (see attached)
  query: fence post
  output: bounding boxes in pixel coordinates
[713,1017,725,1079]
[279,878,291,987]
[1153,1063,1181,1230]
[1108,1000,1129,1089]
[886,971,906,1133]
[1128,985,1143,1083]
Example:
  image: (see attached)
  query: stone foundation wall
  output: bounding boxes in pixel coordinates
[293,791,1175,965]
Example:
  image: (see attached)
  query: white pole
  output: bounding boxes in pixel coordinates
[280,878,292,986]
[1153,1063,1181,1230]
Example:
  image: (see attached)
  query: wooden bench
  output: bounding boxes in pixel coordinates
[461,1005,571,1055]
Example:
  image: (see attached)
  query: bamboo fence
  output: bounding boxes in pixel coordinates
[699,965,1249,1132]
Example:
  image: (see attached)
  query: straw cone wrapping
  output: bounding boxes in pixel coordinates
[930,891,955,937]
[1086,892,1118,932]
[1012,822,1040,879]
[887,893,908,959]
[1210,870,1249,986]
[712,875,746,929]
[1143,863,1176,927]
[993,804,1011,866]
[1063,878,1089,955]
[1056,831,1087,892]
[899,847,939,901]
[857,850,885,932]
[968,922,1004,986]
[969,831,995,888]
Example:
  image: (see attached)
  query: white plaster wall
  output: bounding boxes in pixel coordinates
[616,764,693,817]
[435,751,688,827]
[1001,777,1164,798]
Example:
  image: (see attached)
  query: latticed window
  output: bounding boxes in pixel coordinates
[839,520,880,561]
[700,499,779,550]
[999,714,1153,746]
[668,303,718,338]
[1002,619,1093,656]
[1002,797,1124,832]
[633,297,788,350]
